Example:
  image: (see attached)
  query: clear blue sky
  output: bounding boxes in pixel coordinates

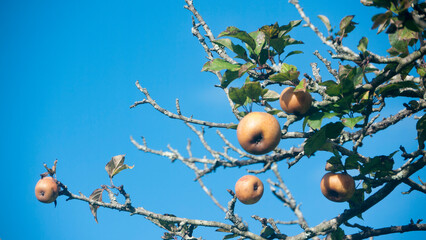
[0,0,424,239]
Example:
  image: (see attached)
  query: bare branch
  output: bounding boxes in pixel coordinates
[131,81,235,128]
[344,223,426,240]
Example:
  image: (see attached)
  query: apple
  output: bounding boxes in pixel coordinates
[279,87,312,115]
[236,112,281,155]
[235,175,264,204]
[320,172,355,202]
[35,176,60,203]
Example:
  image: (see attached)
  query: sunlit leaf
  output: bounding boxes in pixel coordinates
[318,15,332,32]
[202,58,241,72]
[261,89,280,102]
[342,116,364,129]
[357,37,368,53]
[213,39,249,61]
[229,87,247,106]
[217,26,256,50]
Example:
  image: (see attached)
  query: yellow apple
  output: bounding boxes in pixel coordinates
[235,175,264,204]
[35,177,60,203]
[279,87,312,115]
[320,172,355,202]
[236,112,281,155]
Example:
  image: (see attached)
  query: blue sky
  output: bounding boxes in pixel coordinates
[0,0,425,239]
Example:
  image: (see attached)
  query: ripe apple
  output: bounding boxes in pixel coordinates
[236,112,281,155]
[35,176,60,203]
[279,87,312,115]
[320,172,355,202]
[235,175,264,204]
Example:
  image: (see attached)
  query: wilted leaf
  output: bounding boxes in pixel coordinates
[238,62,256,77]
[371,11,392,32]
[105,155,134,179]
[89,188,104,223]
[260,22,280,39]
[318,15,332,32]
[261,89,280,102]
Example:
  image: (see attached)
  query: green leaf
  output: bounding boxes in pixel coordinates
[267,109,283,115]
[294,78,307,91]
[238,62,256,77]
[281,63,297,72]
[305,112,339,130]
[328,227,345,240]
[318,15,332,32]
[229,87,247,106]
[388,32,408,54]
[250,30,266,56]
[326,156,344,172]
[105,155,134,178]
[213,39,249,61]
[338,15,356,36]
[357,37,369,53]
[243,82,262,102]
[223,234,239,240]
[417,66,426,77]
[270,37,286,55]
[348,189,364,219]
[304,122,344,156]
[284,50,303,60]
[260,226,275,238]
[320,80,341,96]
[202,58,240,72]
[339,65,363,96]
[377,81,419,97]
[261,89,280,102]
[345,155,361,170]
[218,26,256,50]
[417,115,426,149]
[342,116,364,129]
[279,20,302,37]
[221,70,240,88]
[270,71,299,82]
[360,155,394,176]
